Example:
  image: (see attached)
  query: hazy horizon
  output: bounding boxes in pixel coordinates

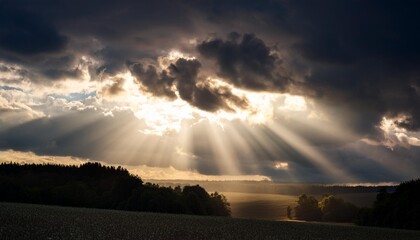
[0,150,404,185]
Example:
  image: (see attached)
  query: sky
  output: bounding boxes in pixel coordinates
[1,0,420,183]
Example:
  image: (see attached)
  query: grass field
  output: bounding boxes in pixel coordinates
[1,202,419,240]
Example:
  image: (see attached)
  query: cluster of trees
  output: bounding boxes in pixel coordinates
[289,179,420,230]
[0,162,230,216]
[357,179,420,230]
[290,194,358,222]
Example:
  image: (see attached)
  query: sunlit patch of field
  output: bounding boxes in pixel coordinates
[1,202,420,240]
[222,192,377,221]
[222,192,297,220]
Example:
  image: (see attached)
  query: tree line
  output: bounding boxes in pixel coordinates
[357,178,420,230]
[0,162,231,216]
[290,194,358,222]
[289,178,420,230]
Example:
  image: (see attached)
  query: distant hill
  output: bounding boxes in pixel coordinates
[0,162,230,216]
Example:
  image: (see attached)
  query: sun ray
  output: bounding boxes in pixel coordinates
[224,122,262,174]
[231,122,278,161]
[268,121,357,183]
[347,140,418,179]
[96,116,146,164]
[206,122,242,175]
[171,121,196,171]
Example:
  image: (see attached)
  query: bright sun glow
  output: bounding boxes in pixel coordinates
[279,95,307,112]
[102,67,291,136]
[131,84,283,135]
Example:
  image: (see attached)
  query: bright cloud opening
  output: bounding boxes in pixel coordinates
[274,161,289,170]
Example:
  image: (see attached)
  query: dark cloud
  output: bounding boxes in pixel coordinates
[170,59,201,102]
[129,58,248,112]
[0,4,67,55]
[287,1,420,66]
[194,85,249,112]
[284,0,420,134]
[197,33,290,91]
[169,58,249,112]
[0,0,196,82]
[41,68,82,80]
[129,63,176,99]
[1,53,85,83]
[0,3,75,83]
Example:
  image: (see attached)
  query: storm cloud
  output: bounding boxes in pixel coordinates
[129,58,249,112]
[283,0,420,135]
[197,33,289,91]
[1,0,420,182]
[168,58,248,112]
[129,63,177,100]
[0,4,67,56]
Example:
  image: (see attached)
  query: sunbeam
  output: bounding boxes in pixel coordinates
[268,122,357,183]
[206,122,242,175]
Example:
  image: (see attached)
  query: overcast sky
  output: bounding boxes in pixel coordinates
[1,0,420,183]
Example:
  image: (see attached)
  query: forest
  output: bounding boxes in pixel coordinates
[0,162,230,216]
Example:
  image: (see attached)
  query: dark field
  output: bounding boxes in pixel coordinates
[1,202,420,240]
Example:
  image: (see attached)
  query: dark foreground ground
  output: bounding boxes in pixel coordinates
[1,202,419,240]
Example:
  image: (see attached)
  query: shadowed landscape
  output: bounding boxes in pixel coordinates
[2,202,420,240]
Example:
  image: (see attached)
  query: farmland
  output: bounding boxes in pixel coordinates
[1,202,419,240]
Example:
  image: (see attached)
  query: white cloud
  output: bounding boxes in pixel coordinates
[0,89,44,129]
[273,161,289,170]
[379,116,420,148]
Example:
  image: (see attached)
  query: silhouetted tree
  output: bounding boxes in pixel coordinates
[210,192,231,216]
[294,194,322,221]
[183,185,210,215]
